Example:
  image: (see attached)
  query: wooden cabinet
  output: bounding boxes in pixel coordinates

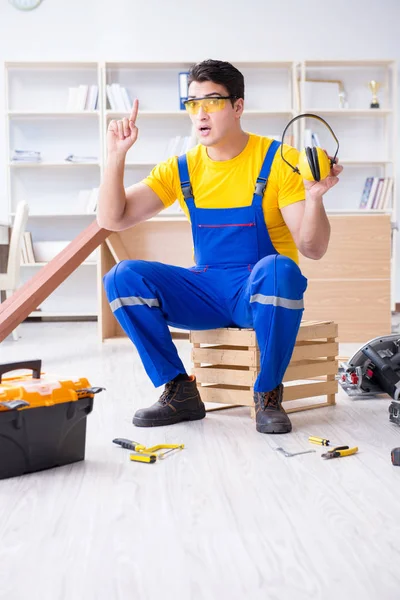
[299,214,392,341]
[100,214,392,343]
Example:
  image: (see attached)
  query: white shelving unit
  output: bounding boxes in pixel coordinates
[4,59,397,319]
[4,61,103,318]
[298,59,397,307]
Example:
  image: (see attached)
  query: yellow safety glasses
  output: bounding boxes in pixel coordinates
[183,96,235,115]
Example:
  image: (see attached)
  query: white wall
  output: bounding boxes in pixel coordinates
[1,0,400,297]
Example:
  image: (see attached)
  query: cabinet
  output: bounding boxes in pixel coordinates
[99,214,391,343]
[4,61,102,317]
[4,60,396,331]
[298,60,397,309]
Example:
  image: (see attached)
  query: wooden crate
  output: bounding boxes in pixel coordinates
[190,320,338,414]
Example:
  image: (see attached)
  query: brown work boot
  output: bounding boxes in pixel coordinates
[254,383,292,434]
[132,375,206,427]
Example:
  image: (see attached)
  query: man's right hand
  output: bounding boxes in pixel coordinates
[107,98,139,157]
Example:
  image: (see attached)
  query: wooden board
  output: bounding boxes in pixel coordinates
[0,221,110,342]
[299,214,392,280]
[303,280,391,342]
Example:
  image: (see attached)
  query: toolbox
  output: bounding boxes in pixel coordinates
[0,360,103,480]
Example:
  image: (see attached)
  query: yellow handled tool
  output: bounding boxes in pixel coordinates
[113,438,184,464]
[321,446,358,459]
[309,436,333,446]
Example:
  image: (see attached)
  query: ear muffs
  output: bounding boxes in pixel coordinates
[299,146,332,182]
[280,114,339,182]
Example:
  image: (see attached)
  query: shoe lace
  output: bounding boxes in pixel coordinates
[159,381,178,406]
[257,388,279,410]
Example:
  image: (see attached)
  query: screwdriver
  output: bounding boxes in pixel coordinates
[308,436,334,447]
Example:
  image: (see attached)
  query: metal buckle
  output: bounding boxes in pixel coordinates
[181,183,193,200]
[254,179,267,197]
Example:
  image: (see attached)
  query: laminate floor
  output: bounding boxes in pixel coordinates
[1,320,400,600]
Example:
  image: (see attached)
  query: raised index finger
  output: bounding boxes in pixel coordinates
[129,98,139,124]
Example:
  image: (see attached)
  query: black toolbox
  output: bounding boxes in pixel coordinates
[0,360,103,480]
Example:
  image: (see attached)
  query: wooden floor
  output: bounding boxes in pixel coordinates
[1,320,400,600]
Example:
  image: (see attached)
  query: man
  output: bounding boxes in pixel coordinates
[98,59,342,434]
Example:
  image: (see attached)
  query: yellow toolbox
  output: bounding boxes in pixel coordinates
[0,360,103,479]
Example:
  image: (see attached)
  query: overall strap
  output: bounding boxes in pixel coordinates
[177,154,195,208]
[252,140,281,206]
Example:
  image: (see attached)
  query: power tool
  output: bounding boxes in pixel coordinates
[338,334,400,425]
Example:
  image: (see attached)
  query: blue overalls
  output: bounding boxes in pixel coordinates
[104,140,308,392]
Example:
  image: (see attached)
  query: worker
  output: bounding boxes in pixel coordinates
[98,59,342,434]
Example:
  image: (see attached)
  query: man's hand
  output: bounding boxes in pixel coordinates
[107,99,139,157]
[303,153,343,198]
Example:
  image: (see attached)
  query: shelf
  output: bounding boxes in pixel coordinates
[150,215,186,222]
[9,161,100,167]
[29,311,98,318]
[302,109,392,116]
[105,60,295,69]
[304,59,395,68]
[106,109,295,118]
[106,110,187,118]
[5,61,99,69]
[125,161,157,167]
[244,110,295,116]
[326,209,392,214]
[338,160,394,165]
[21,262,97,267]
[11,213,96,218]
[8,111,100,117]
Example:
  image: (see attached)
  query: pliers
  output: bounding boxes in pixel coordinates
[321,445,358,459]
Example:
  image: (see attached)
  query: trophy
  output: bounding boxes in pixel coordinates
[368,80,381,109]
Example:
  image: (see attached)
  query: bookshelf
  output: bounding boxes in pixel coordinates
[4,61,103,317]
[298,59,397,309]
[3,59,397,325]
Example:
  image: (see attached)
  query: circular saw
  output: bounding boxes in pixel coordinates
[338,334,400,403]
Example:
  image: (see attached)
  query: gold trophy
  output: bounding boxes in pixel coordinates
[368,80,381,109]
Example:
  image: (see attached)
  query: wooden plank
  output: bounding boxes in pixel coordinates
[290,341,338,361]
[295,322,338,342]
[99,242,123,341]
[192,346,258,367]
[303,280,391,342]
[0,221,110,342]
[199,385,253,406]
[283,359,338,382]
[195,366,256,387]
[117,220,193,266]
[190,328,256,346]
[193,342,338,366]
[282,380,338,401]
[326,336,337,406]
[105,234,131,263]
[285,400,334,414]
[190,321,336,347]
[299,214,391,280]
[199,380,338,409]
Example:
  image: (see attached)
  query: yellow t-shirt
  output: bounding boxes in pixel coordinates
[142,133,305,263]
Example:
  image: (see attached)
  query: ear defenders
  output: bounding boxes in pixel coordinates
[280,113,339,182]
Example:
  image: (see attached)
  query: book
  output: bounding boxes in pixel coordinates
[371,177,384,209]
[359,177,374,209]
[24,232,35,263]
[179,72,189,110]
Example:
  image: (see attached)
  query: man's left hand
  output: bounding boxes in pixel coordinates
[303,153,343,199]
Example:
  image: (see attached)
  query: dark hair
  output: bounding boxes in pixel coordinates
[188,59,245,104]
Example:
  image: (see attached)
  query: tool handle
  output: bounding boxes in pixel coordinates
[309,436,330,446]
[0,360,42,384]
[130,453,157,464]
[391,447,400,466]
[112,438,141,451]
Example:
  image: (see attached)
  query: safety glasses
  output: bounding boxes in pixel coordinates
[183,96,236,115]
